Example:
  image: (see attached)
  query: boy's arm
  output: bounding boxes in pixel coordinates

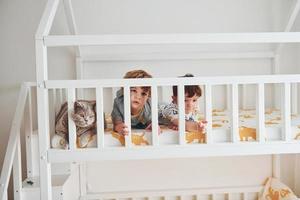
[113,121,129,135]
[111,99,128,135]
[171,118,206,132]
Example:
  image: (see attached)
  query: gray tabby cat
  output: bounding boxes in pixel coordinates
[54,100,98,148]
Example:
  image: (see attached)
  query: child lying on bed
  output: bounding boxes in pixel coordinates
[111,69,154,135]
[159,74,207,132]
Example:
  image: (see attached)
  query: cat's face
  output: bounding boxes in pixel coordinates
[71,101,96,128]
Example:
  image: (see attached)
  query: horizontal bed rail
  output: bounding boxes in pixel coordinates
[44,74,300,88]
[84,185,263,200]
[44,32,300,47]
[49,142,300,163]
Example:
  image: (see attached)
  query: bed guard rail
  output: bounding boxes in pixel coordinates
[43,74,300,161]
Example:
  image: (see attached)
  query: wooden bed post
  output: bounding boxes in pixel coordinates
[36,38,53,200]
[35,0,60,199]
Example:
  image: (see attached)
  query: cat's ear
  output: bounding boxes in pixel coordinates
[74,101,84,111]
[92,102,96,110]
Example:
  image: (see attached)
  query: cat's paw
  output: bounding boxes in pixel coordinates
[78,132,94,148]
[51,134,68,149]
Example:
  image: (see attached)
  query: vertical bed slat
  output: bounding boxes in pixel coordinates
[25,87,34,177]
[124,86,132,147]
[231,84,239,143]
[96,87,105,148]
[151,86,159,146]
[178,84,186,145]
[67,88,77,149]
[79,163,87,197]
[282,83,291,141]
[226,85,231,110]
[3,191,7,200]
[211,194,216,200]
[36,40,52,200]
[13,133,22,200]
[291,83,298,115]
[241,85,246,109]
[52,89,57,114]
[205,84,212,144]
[227,193,232,200]
[59,89,63,105]
[256,83,265,143]
[243,193,248,200]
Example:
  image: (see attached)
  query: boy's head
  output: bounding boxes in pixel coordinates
[172,74,202,114]
[124,70,152,79]
[124,70,152,113]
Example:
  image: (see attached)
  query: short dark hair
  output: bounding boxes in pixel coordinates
[172,74,202,98]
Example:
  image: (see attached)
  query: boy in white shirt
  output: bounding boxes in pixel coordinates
[159,74,206,132]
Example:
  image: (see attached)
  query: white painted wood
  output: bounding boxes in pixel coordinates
[44,32,300,47]
[35,0,60,37]
[85,185,262,199]
[76,57,84,99]
[79,163,87,197]
[226,85,231,110]
[272,155,281,179]
[0,84,28,200]
[82,51,275,62]
[45,74,300,89]
[231,84,239,143]
[272,56,280,109]
[13,134,22,200]
[282,83,291,141]
[48,142,300,162]
[35,39,52,200]
[62,0,81,56]
[3,191,7,200]
[205,84,212,144]
[241,85,246,109]
[52,89,57,114]
[25,86,34,178]
[275,0,300,54]
[211,194,216,200]
[59,88,64,105]
[67,88,77,149]
[291,83,298,115]
[256,84,265,143]
[227,193,232,200]
[284,0,300,32]
[124,86,132,147]
[178,85,185,145]
[243,193,248,200]
[96,87,105,148]
[151,86,159,146]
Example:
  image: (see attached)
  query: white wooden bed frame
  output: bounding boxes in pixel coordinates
[1,0,300,199]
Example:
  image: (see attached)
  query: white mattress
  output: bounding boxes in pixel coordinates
[97,108,300,147]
